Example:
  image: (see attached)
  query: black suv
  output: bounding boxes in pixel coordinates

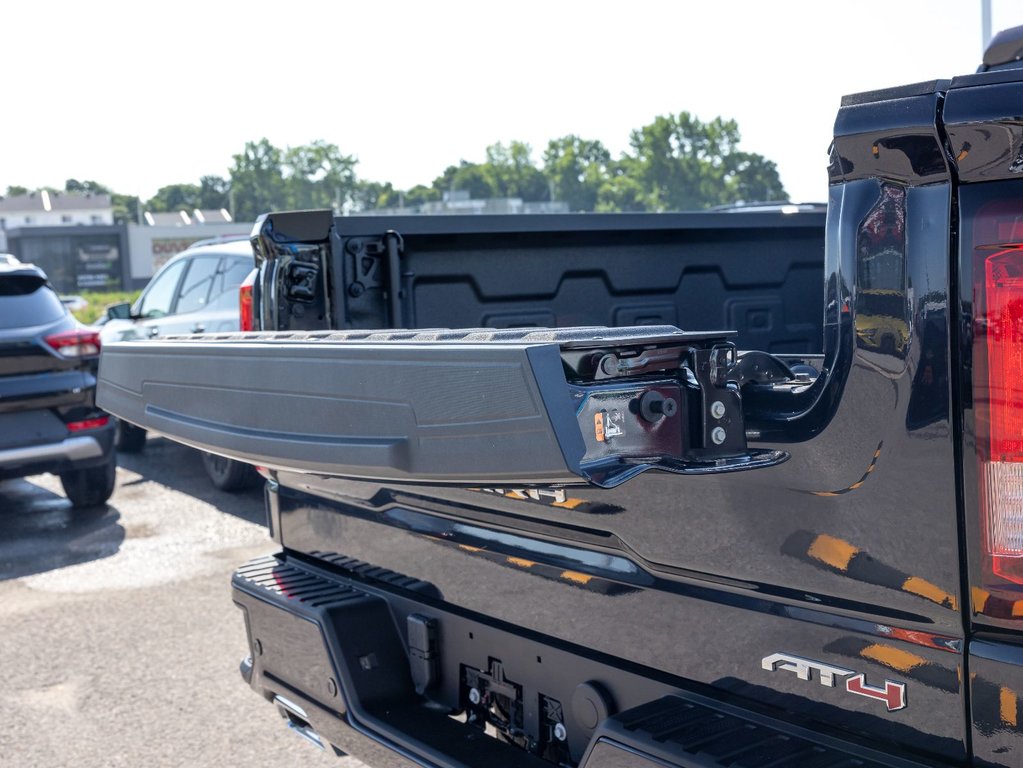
[0,262,116,507]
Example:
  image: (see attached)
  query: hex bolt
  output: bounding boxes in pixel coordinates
[469,687,482,705]
[554,722,567,741]
[710,400,726,420]
[327,678,338,697]
[711,427,727,445]
[348,281,365,298]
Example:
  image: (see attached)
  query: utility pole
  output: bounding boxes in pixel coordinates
[981,0,992,52]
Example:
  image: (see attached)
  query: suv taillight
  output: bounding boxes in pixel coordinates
[239,268,257,332]
[973,200,1023,602]
[44,329,100,357]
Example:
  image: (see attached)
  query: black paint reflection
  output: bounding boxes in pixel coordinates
[855,183,909,362]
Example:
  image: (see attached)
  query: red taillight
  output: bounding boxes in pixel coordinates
[239,269,257,332]
[44,329,101,357]
[976,245,1023,584]
[67,416,110,432]
[973,196,1023,602]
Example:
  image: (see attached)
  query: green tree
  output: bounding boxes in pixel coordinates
[440,161,497,200]
[429,142,548,203]
[621,112,785,211]
[543,136,611,212]
[484,142,548,201]
[228,138,287,221]
[351,180,397,212]
[65,179,109,195]
[147,183,202,212]
[5,185,29,197]
[596,162,648,212]
[197,175,230,210]
[404,184,440,207]
[110,193,141,225]
[282,140,358,212]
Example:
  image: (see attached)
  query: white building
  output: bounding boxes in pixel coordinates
[0,191,114,230]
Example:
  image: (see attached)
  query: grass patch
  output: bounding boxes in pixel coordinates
[71,290,142,325]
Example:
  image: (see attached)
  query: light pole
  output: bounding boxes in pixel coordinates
[981,0,992,52]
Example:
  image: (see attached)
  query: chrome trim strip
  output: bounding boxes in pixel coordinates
[0,435,103,465]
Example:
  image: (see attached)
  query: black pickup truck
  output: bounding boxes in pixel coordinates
[98,26,1023,768]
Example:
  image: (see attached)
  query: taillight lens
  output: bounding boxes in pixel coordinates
[239,268,257,332]
[976,245,1023,584]
[973,197,1023,597]
[44,329,101,357]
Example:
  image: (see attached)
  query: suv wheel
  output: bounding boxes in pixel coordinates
[60,455,117,508]
[201,452,258,492]
[116,420,147,453]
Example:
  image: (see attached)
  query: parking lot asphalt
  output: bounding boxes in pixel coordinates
[0,437,363,768]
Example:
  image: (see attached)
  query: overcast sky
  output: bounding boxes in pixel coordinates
[4,1,1023,206]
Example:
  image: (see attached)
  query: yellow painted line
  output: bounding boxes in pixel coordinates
[1011,602,1023,618]
[507,557,535,568]
[552,498,587,510]
[903,576,958,609]
[560,570,593,585]
[812,491,840,497]
[808,534,859,570]
[866,464,876,473]
[505,490,528,500]
[458,544,482,553]
[861,644,926,673]
[973,587,991,613]
[1002,687,1018,727]
[848,481,864,490]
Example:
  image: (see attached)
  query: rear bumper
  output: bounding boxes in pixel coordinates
[233,552,940,768]
[0,427,114,480]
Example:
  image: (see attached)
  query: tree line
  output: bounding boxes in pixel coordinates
[5,112,786,222]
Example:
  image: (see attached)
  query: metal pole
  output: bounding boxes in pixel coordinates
[981,0,993,53]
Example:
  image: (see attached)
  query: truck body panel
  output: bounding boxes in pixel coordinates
[95,39,1023,768]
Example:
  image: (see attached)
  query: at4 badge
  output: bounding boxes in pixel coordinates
[762,652,907,712]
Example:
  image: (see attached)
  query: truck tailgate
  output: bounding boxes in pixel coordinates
[97,326,783,487]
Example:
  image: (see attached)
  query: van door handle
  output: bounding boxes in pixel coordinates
[192,323,205,333]
[148,326,160,338]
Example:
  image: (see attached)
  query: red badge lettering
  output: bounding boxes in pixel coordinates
[845,674,906,711]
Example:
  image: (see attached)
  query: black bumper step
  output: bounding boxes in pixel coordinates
[232,554,940,768]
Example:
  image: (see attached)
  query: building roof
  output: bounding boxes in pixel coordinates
[142,208,234,226]
[0,191,113,213]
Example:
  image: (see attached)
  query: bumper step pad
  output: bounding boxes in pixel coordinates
[232,554,938,768]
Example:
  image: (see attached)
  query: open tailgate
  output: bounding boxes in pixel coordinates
[97,326,784,488]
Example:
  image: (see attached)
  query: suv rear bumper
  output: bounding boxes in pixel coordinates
[0,427,114,480]
[233,552,939,768]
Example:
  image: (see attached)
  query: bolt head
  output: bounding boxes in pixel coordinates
[554,722,567,741]
[710,400,726,420]
[711,426,727,445]
[469,687,482,705]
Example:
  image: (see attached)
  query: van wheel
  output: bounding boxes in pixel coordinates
[201,452,258,492]
[60,456,117,508]
[116,420,147,453]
